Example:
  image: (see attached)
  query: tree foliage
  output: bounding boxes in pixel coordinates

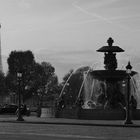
[7,50,59,105]
[7,50,35,74]
[7,50,36,102]
[31,62,58,104]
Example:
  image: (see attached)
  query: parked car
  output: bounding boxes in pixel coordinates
[0,104,18,114]
[0,104,30,116]
[16,105,31,116]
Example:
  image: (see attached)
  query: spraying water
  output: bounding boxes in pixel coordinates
[76,63,100,103]
[59,65,93,99]
[77,68,91,99]
[59,70,74,98]
[83,74,107,109]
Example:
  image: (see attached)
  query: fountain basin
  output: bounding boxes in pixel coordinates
[55,108,140,120]
[90,70,137,81]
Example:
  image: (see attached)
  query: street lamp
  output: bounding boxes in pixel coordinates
[17,72,24,121]
[124,61,133,124]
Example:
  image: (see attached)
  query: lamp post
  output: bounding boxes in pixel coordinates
[17,72,24,121]
[124,61,133,124]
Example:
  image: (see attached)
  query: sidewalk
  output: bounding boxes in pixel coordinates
[0,115,140,127]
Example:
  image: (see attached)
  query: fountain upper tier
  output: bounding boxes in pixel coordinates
[96,37,124,70]
[91,37,137,80]
[97,37,124,52]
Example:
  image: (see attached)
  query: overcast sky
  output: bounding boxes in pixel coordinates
[0,0,140,79]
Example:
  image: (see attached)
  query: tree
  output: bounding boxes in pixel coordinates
[5,73,17,94]
[7,50,35,103]
[45,74,59,101]
[30,62,59,106]
[7,50,35,74]
[7,50,59,106]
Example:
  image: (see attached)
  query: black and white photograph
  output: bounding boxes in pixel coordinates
[0,0,139,139]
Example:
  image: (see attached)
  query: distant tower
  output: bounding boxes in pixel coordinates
[0,24,3,73]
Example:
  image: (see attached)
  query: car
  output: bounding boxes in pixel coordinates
[16,105,31,116]
[0,104,31,116]
[0,104,18,114]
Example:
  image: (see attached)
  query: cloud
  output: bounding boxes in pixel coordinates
[72,0,116,23]
[72,0,134,31]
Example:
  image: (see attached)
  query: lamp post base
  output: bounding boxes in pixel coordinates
[17,116,24,121]
[124,119,133,125]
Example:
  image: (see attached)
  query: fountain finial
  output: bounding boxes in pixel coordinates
[126,61,132,71]
[97,38,124,52]
[107,37,114,47]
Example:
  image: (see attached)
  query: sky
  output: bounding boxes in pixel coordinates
[0,0,140,80]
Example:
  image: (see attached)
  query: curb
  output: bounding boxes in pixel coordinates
[0,120,140,128]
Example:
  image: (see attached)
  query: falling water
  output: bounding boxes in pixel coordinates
[77,68,91,100]
[59,65,92,99]
[130,73,140,109]
[59,70,74,98]
[76,63,100,104]
[84,73,94,102]
[83,72,108,109]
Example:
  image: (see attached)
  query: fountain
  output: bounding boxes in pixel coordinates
[83,38,131,110]
[56,38,140,120]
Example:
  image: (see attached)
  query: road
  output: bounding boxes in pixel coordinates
[0,122,139,140]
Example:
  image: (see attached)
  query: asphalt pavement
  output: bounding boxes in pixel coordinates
[0,119,139,140]
[0,115,140,140]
